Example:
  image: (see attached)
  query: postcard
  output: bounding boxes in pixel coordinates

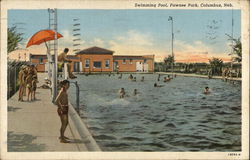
[1,0,249,159]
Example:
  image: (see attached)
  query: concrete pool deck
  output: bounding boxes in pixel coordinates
[7,73,101,152]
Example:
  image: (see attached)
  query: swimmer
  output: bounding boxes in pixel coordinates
[118,73,122,79]
[154,83,164,87]
[131,77,136,82]
[129,74,133,80]
[164,75,171,82]
[119,88,126,98]
[133,89,138,96]
[141,76,144,82]
[204,87,210,94]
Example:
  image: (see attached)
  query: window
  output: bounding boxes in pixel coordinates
[85,59,90,68]
[122,59,126,64]
[129,59,133,64]
[93,61,101,68]
[39,58,44,64]
[105,59,110,68]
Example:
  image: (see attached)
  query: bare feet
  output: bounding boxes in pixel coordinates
[59,136,70,140]
[60,138,70,143]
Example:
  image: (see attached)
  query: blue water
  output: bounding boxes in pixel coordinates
[68,73,241,151]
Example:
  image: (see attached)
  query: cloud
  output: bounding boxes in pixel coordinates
[19,29,232,63]
[108,29,158,55]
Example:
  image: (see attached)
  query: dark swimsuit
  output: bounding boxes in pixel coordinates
[57,87,69,116]
[57,105,69,116]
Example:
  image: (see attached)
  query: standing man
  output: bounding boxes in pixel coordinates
[58,48,76,79]
[55,80,71,143]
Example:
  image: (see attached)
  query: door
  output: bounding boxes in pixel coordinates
[136,62,142,72]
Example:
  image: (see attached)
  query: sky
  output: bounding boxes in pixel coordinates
[8,9,241,62]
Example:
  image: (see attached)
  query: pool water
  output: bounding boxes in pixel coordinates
[68,74,241,151]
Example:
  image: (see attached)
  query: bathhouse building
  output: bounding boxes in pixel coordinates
[76,46,114,73]
[76,46,154,73]
[29,46,155,73]
[113,55,155,72]
[29,54,81,72]
[29,54,48,72]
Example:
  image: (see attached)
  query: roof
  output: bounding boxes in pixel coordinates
[30,54,80,60]
[113,55,154,60]
[76,46,114,55]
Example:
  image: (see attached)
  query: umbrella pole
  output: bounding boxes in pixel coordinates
[45,41,52,80]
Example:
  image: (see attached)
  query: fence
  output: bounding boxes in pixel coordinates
[7,61,29,99]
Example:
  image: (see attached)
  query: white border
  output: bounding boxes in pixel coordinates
[1,0,249,160]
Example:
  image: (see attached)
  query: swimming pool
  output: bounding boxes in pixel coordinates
[68,73,241,151]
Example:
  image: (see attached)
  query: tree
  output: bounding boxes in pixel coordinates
[164,55,174,71]
[8,26,23,53]
[226,35,242,63]
[231,37,242,63]
[209,57,224,75]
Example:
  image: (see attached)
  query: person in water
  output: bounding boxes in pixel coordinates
[132,77,136,82]
[55,80,71,143]
[119,88,126,98]
[154,83,164,87]
[141,76,144,82]
[133,89,138,96]
[204,87,210,94]
[164,75,171,82]
[118,73,122,79]
[129,74,133,80]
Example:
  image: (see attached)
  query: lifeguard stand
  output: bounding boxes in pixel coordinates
[48,8,58,102]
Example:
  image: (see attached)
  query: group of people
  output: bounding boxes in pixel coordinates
[18,64,38,101]
[154,74,173,87]
[119,88,138,98]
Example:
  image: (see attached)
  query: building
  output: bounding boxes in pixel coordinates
[29,54,81,72]
[113,55,154,72]
[76,46,114,73]
[29,54,48,72]
[29,46,155,73]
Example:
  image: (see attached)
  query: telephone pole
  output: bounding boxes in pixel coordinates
[168,16,174,78]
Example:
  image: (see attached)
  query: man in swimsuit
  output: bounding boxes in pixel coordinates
[55,80,70,143]
[58,48,76,79]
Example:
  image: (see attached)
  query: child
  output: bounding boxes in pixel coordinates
[119,88,125,98]
[31,75,38,100]
[18,66,27,101]
[55,80,71,143]
[25,67,34,101]
[204,87,210,94]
